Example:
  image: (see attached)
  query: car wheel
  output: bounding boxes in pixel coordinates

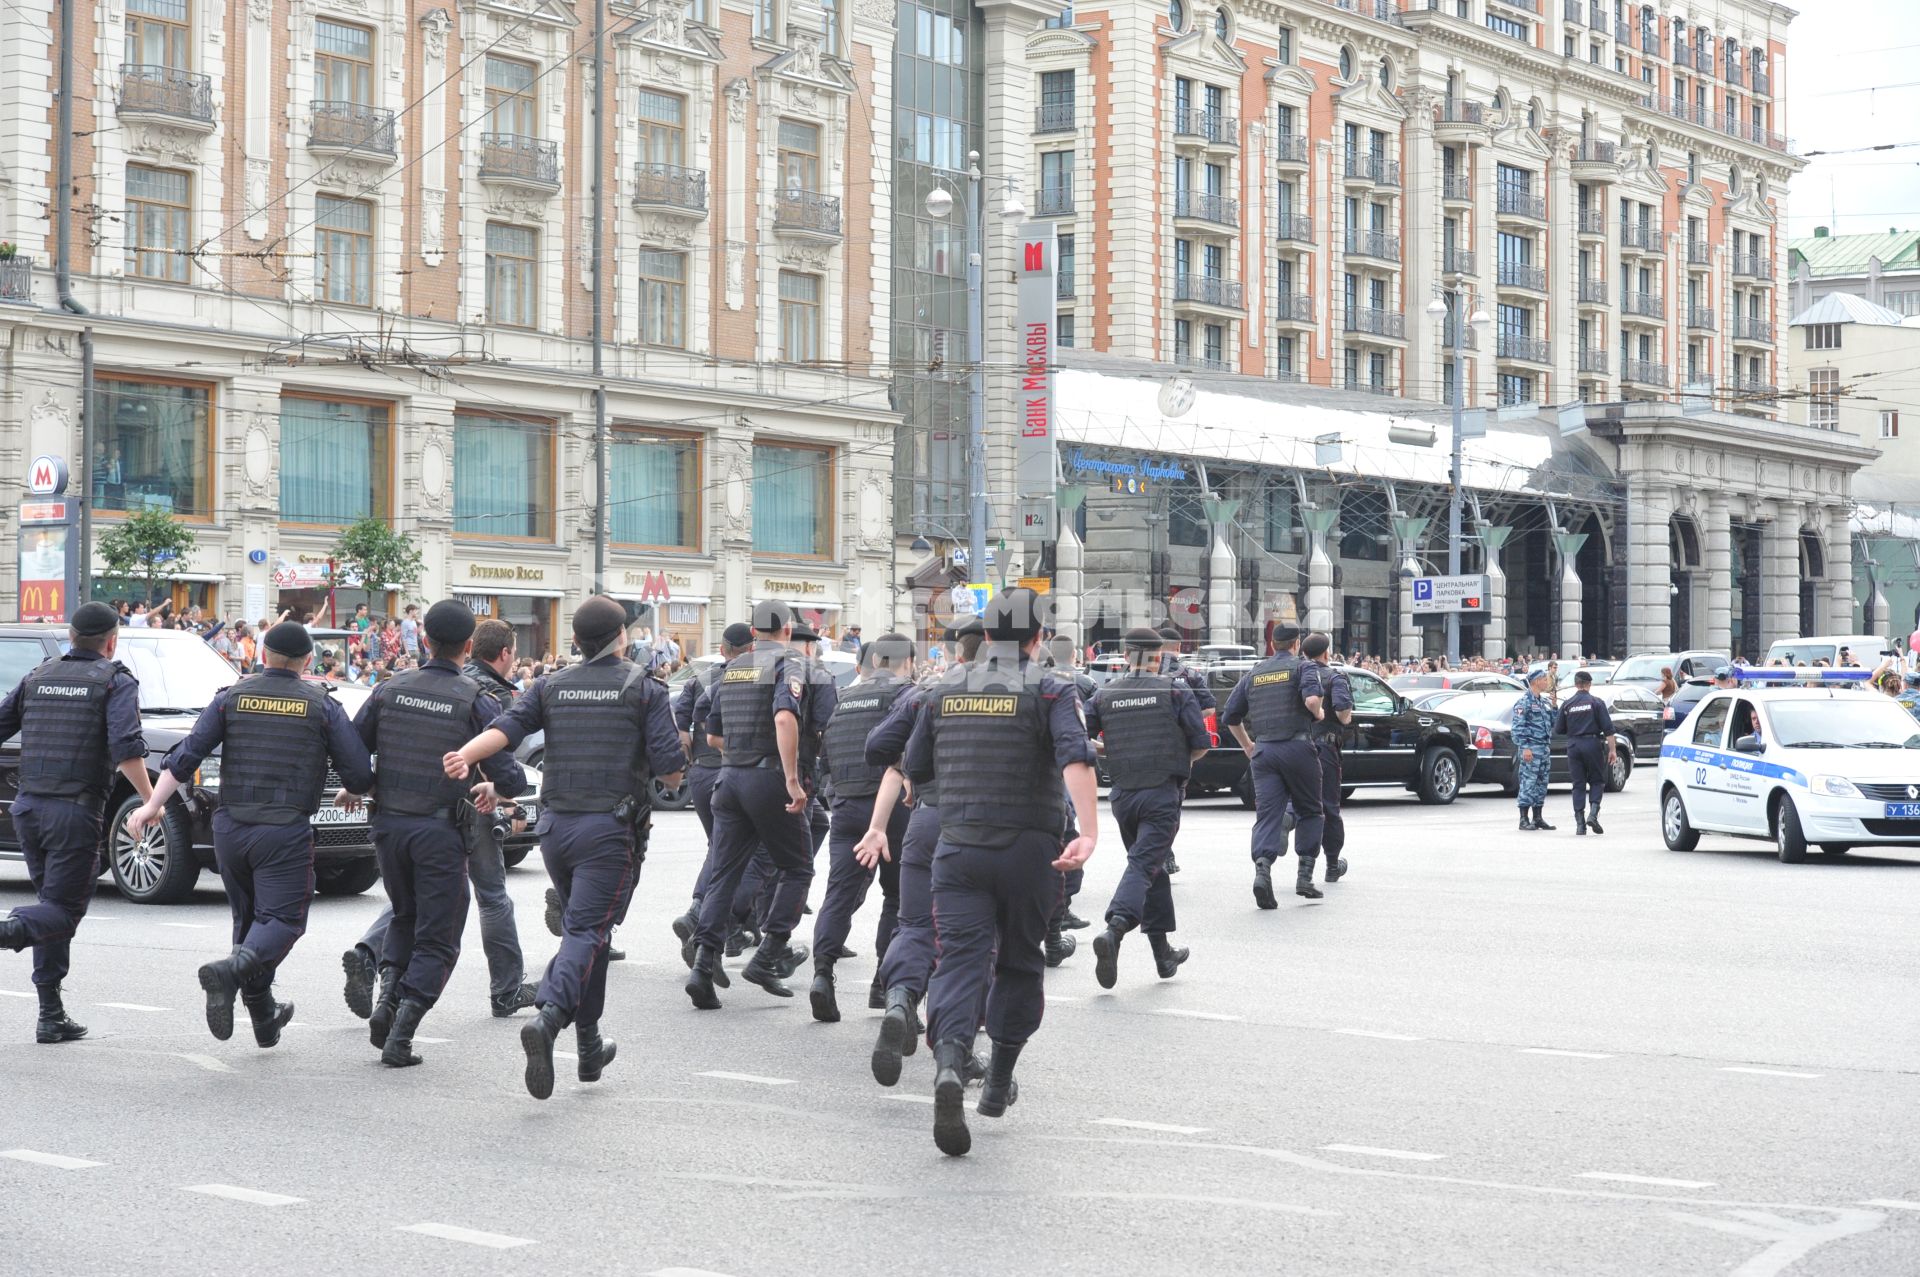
[314,859,382,896]
[1774,797,1809,864]
[1415,748,1462,805]
[503,843,532,868]
[1234,772,1256,810]
[1660,786,1699,851]
[106,792,200,905]
[1605,749,1633,793]
[650,774,692,811]
[1818,843,1851,856]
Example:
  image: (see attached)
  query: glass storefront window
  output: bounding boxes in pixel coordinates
[454,412,554,540]
[753,441,832,557]
[93,375,212,518]
[611,429,699,549]
[280,395,390,525]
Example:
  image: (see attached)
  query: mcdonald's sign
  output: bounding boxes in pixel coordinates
[20,581,66,622]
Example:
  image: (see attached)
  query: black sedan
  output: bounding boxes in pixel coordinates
[1449,685,1668,795]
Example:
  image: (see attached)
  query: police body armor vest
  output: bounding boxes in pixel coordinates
[372,666,481,817]
[1246,653,1311,742]
[930,661,1063,842]
[219,675,333,824]
[17,657,119,800]
[714,645,786,768]
[1311,669,1348,742]
[1093,672,1191,790]
[821,676,908,799]
[685,664,725,768]
[537,659,654,814]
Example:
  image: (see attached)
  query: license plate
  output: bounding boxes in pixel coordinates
[515,802,537,824]
[1883,803,1920,819]
[311,805,367,826]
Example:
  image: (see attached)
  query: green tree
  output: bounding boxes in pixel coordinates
[332,516,424,597]
[97,505,197,606]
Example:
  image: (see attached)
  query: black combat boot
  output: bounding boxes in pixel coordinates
[381,998,429,1068]
[197,945,265,1042]
[685,946,724,1011]
[1165,851,1181,875]
[963,1050,987,1084]
[1532,806,1556,831]
[1588,808,1604,835]
[976,1040,1023,1118]
[543,887,563,938]
[1574,810,1588,835]
[809,962,840,1023]
[770,940,811,979]
[1060,909,1091,931]
[1296,853,1324,899]
[606,944,627,962]
[340,944,377,1019]
[867,972,887,1011]
[576,1021,616,1083]
[34,983,86,1044]
[1092,922,1129,990]
[742,937,795,998]
[871,985,918,1086]
[519,1004,568,1100]
[1325,853,1349,883]
[490,983,537,1018]
[1518,808,1536,831]
[670,899,699,949]
[0,915,29,951]
[931,1040,973,1156]
[1149,932,1190,979]
[1044,926,1076,967]
[1252,857,1278,910]
[242,987,293,1049]
[367,964,403,1050]
[724,926,754,958]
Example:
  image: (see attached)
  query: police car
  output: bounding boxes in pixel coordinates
[1657,667,1920,862]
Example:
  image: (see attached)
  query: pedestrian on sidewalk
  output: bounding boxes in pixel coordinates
[1512,668,1556,831]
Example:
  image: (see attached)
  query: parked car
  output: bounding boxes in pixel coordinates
[1607,651,1724,688]
[1454,684,1664,795]
[1389,672,1524,694]
[1662,677,1717,734]
[1762,634,1898,668]
[1190,643,1258,666]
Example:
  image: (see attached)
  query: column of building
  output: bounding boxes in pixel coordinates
[1824,503,1854,635]
[1701,491,1733,655]
[1480,525,1511,659]
[1760,500,1802,648]
[1625,479,1673,652]
[1402,91,1438,398]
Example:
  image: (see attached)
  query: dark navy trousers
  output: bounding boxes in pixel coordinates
[535,812,634,1027]
[1568,738,1607,815]
[212,811,316,995]
[924,828,1062,1050]
[1316,739,1346,860]
[810,794,907,971]
[371,813,470,1006]
[1105,784,1180,934]
[694,769,814,951]
[1250,739,1322,862]
[877,800,939,995]
[8,796,105,988]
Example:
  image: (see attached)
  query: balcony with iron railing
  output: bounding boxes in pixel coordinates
[1034,101,1075,134]
[1622,357,1670,386]
[1571,139,1618,176]
[1496,187,1546,220]
[1442,173,1473,202]
[1620,219,1663,252]
[1174,274,1244,309]
[774,188,843,238]
[1733,315,1776,343]
[1036,183,1074,216]
[1434,99,1488,138]
[1173,108,1237,145]
[1589,1,1604,26]
[1174,189,1240,227]
[1578,346,1610,374]
[1727,62,1744,87]
[1344,151,1402,187]
[1623,291,1665,319]
[1686,305,1716,331]
[1693,44,1711,72]
[1673,38,1689,65]
[1444,322,1479,352]
[1343,374,1397,397]
[1444,246,1475,276]
[1334,0,1403,23]
[1578,207,1606,236]
[1056,270,1074,301]
[1275,292,1316,323]
[1490,0,1537,11]
[1273,132,1310,165]
[0,255,31,304]
[1498,333,1550,363]
[1562,0,1579,21]
[1686,239,1712,268]
[1345,306,1406,340]
[632,162,709,215]
[1498,261,1546,291]
[1732,251,1768,279]
[1274,213,1316,245]
[1753,66,1770,95]
[1616,16,1633,44]
[1345,229,1401,262]
[479,133,560,191]
[1733,376,1779,402]
[117,64,215,127]
[1578,277,1608,305]
[309,100,397,157]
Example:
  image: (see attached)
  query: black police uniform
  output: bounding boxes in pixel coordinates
[904,644,1093,1153]
[866,681,937,1084]
[669,662,727,957]
[1046,663,1100,959]
[167,670,374,1044]
[353,658,526,1063]
[808,669,911,1021]
[1554,687,1615,831]
[489,652,683,1084]
[1086,670,1209,987]
[1312,664,1355,881]
[1157,651,1214,876]
[0,648,145,1041]
[1221,650,1327,905]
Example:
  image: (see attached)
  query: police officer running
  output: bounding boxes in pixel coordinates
[0,602,150,1044]
[1305,633,1355,884]
[442,596,685,1100]
[341,617,538,1022]
[1511,668,1557,831]
[668,622,753,965]
[1222,625,1327,905]
[809,634,914,1023]
[351,601,527,1067]
[1043,634,1098,963]
[1157,627,1215,877]
[904,588,1098,1157]
[129,622,374,1048]
[1086,628,1209,989]
[1555,670,1615,835]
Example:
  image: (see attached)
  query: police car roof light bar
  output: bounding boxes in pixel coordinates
[1729,665,1873,683]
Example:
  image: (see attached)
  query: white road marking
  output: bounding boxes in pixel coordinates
[696,1071,795,1086]
[1668,1207,1889,1277]
[1334,1029,1423,1041]
[554,1050,578,1060]
[1522,1048,1614,1059]
[1321,1144,1446,1162]
[1048,995,1083,1003]
[399,1222,536,1249]
[881,1094,934,1104]
[183,1184,303,1207]
[158,922,212,930]
[96,1002,168,1012]
[175,1053,234,1073]
[1093,1118,1209,1135]
[1719,1066,1822,1079]
[1149,1008,1243,1023]
[1,1149,104,1170]
[413,1037,451,1045]
[648,1269,742,1277]
[1859,1199,1920,1211]
[1578,1172,1717,1189]
[0,990,34,999]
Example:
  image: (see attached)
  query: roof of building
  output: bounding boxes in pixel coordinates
[1788,229,1920,278]
[1788,292,1911,328]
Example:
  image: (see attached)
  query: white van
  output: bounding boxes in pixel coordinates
[1762,634,1897,668]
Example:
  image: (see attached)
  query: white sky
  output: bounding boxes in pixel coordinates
[1786,0,1920,238]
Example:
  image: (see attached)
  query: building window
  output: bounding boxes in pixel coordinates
[125,164,191,283]
[1882,410,1901,440]
[1058,312,1075,347]
[1040,69,1074,126]
[1486,11,1529,40]
[314,19,374,105]
[1203,323,1224,367]
[1167,477,1208,547]
[1058,231,1075,296]
[1338,46,1354,81]
[1377,56,1392,89]
[1277,25,1292,63]
[778,119,821,194]
[484,56,538,137]
[611,429,700,549]
[778,270,821,362]
[1043,2,1072,28]
[1263,483,1294,553]
[637,250,687,349]
[1174,318,1192,361]
[1809,369,1840,429]
[1805,323,1842,351]
[1886,289,1920,316]
[637,90,687,166]
[755,0,777,40]
[821,0,840,55]
[92,375,212,517]
[125,0,190,70]
[1167,0,1185,31]
[485,223,537,326]
[1499,373,1535,406]
[455,412,554,540]
[1040,150,1073,209]
[1338,488,1388,561]
[1276,333,1296,378]
[279,396,390,526]
[753,441,833,557]
[314,194,373,306]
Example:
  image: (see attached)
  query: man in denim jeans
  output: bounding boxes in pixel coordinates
[342,619,538,1019]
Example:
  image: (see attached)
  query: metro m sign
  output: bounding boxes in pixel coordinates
[27,454,69,496]
[1013,222,1058,541]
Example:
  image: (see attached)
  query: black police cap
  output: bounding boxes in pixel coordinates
[983,587,1044,642]
[572,596,627,648]
[721,621,755,648]
[424,599,476,647]
[791,621,821,642]
[70,601,118,637]
[753,600,795,634]
[1123,627,1165,652]
[944,616,985,641]
[263,621,314,659]
[1272,624,1301,645]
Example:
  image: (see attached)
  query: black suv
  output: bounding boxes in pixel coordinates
[1177,661,1478,807]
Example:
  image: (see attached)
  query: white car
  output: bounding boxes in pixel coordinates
[1658,680,1920,862]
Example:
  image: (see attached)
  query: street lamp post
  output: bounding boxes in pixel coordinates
[1426,294,1490,664]
[927,156,988,592]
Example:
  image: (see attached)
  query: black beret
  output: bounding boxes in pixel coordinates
[752,600,795,634]
[263,621,313,658]
[70,601,119,637]
[791,621,821,642]
[984,587,1043,642]
[424,599,476,647]
[1123,627,1165,651]
[945,616,985,641]
[1272,624,1301,645]
[721,621,755,648]
[868,633,914,665]
[572,595,627,647]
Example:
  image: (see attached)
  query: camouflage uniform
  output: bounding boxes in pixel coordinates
[1510,688,1554,810]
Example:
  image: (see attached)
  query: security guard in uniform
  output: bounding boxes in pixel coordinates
[1157,627,1215,877]
[1086,628,1209,989]
[443,596,685,1100]
[669,622,752,965]
[1554,670,1615,835]
[809,634,914,1023]
[904,588,1098,1157]
[0,602,150,1044]
[1222,625,1327,905]
[1512,669,1557,830]
[352,601,527,1067]
[1304,632,1355,885]
[130,622,374,1048]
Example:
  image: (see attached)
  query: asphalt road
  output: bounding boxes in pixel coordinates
[2,774,1917,1276]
